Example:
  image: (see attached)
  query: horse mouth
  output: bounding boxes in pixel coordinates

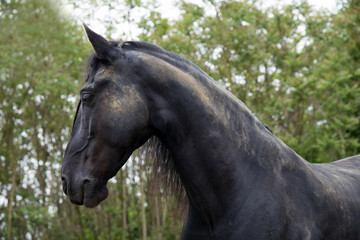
[65,179,109,208]
[83,184,109,208]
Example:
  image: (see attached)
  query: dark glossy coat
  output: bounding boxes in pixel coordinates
[61,25,360,240]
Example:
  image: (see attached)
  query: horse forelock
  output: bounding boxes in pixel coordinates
[85,53,102,84]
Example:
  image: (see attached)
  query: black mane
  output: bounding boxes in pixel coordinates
[120,41,202,74]
[85,40,210,84]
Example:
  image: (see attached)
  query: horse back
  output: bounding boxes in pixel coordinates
[308,155,360,239]
[319,154,360,182]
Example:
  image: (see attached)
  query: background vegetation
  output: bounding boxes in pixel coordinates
[0,0,359,239]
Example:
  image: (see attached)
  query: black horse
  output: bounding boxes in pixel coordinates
[61,25,360,240]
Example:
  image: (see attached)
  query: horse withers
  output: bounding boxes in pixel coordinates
[61,25,360,240]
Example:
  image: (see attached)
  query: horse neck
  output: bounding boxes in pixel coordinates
[143,54,306,223]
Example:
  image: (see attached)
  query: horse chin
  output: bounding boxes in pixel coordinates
[83,184,109,208]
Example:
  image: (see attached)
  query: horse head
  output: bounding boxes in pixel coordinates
[61,25,153,207]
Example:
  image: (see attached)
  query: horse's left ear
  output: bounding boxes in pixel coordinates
[83,24,119,61]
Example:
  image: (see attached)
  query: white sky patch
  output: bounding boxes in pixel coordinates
[234,75,246,85]
[155,1,181,20]
[296,36,314,53]
[0,194,6,207]
[260,0,339,13]
[272,79,281,91]
[212,46,222,60]
[317,119,328,126]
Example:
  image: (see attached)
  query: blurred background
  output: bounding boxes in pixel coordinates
[0,0,359,239]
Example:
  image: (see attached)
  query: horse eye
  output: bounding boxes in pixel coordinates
[82,93,94,104]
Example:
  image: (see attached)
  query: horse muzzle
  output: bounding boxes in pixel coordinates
[61,174,109,208]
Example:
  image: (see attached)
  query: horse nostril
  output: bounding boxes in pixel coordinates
[83,178,91,188]
[61,175,68,195]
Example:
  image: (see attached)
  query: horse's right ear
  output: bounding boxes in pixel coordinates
[83,24,119,61]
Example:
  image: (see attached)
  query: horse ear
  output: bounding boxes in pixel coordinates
[83,24,118,61]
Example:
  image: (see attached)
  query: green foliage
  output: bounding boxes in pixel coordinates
[0,0,87,239]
